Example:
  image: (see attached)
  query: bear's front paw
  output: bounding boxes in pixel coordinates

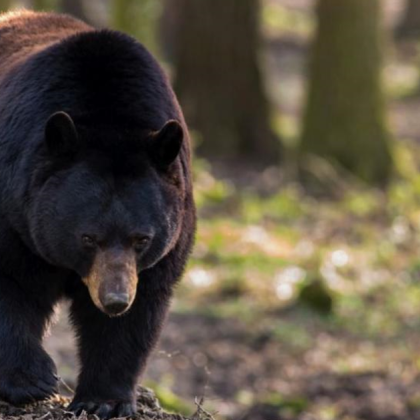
[0,363,58,405]
[68,399,136,419]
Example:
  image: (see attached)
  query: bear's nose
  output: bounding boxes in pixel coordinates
[101,292,130,316]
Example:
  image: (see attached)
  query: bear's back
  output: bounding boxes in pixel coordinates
[0,10,90,76]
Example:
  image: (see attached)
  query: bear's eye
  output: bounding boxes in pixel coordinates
[81,235,96,249]
[133,236,150,252]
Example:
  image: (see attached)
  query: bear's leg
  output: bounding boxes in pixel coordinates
[0,278,59,405]
[68,283,171,419]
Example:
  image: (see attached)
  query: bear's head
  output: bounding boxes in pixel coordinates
[29,112,186,316]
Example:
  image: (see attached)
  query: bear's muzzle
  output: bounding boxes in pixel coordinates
[82,248,138,317]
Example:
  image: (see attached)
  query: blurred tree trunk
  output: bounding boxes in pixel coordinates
[111,0,134,32]
[159,0,180,62]
[111,0,160,54]
[60,0,88,21]
[170,0,280,164]
[32,0,50,10]
[299,0,392,186]
[61,0,107,27]
[0,0,12,12]
[396,0,420,39]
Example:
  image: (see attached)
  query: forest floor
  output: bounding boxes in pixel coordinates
[43,1,420,419]
[0,388,213,420]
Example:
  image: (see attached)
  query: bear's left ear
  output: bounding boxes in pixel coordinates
[151,120,183,167]
[45,111,80,157]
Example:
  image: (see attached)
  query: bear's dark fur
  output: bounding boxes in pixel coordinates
[0,11,196,419]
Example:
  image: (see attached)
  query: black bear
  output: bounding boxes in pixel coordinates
[0,10,196,419]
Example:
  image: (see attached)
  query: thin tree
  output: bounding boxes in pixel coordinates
[168,0,280,163]
[299,0,392,186]
[60,0,87,21]
[396,0,420,40]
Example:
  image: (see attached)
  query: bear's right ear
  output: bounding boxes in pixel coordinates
[45,111,80,157]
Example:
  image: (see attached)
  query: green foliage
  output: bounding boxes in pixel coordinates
[146,382,193,416]
[261,393,309,416]
[194,160,234,210]
[262,2,314,39]
[270,320,313,350]
[184,140,420,348]
[241,187,305,224]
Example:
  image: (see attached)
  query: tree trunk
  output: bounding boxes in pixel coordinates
[60,0,88,21]
[111,0,160,54]
[31,0,50,11]
[111,0,133,32]
[0,0,12,12]
[159,0,180,62]
[299,0,392,186]
[171,0,280,164]
[60,0,107,27]
[396,0,420,40]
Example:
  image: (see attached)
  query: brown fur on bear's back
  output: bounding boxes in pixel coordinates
[0,10,91,76]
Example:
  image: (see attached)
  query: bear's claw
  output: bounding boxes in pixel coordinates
[0,368,58,405]
[68,400,136,419]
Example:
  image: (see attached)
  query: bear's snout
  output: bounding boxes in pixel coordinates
[98,270,134,316]
[82,248,138,317]
[100,292,130,315]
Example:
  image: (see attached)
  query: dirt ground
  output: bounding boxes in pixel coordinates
[0,387,213,420]
[45,305,420,420]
